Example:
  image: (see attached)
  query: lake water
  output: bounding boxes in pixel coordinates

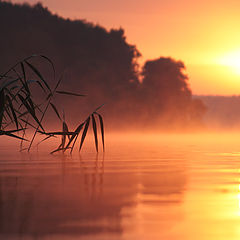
[1,133,240,240]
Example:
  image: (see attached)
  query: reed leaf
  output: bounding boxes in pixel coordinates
[53,75,62,92]
[70,133,79,154]
[38,131,76,136]
[4,105,12,123]
[96,113,105,151]
[50,103,61,120]
[46,92,53,101]
[20,117,28,150]
[18,94,44,131]
[20,118,38,130]
[0,78,19,91]
[65,122,85,153]
[63,121,70,140]
[50,147,71,154]
[39,55,55,78]
[37,135,56,146]
[79,117,90,152]
[6,95,18,129]
[13,69,30,94]
[25,60,51,92]
[56,91,85,97]
[91,114,98,152]
[0,130,28,141]
[18,64,30,94]
[94,104,105,112]
[0,89,5,129]
[27,79,46,93]
[10,85,19,91]
[5,87,19,102]
[20,62,26,82]
[26,95,36,116]
[1,128,26,134]
[61,120,69,148]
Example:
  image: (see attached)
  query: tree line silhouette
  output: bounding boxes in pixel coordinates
[0,1,206,129]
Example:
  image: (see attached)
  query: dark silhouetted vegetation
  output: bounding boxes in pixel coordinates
[0,1,206,130]
[137,57,207,127]
[0,55,104,153]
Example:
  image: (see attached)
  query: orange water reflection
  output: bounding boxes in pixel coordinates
[0,134,240,239]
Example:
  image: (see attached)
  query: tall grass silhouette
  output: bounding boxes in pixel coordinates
[0,55,104,153]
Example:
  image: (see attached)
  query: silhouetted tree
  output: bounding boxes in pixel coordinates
[138,57,206,126]
[0,1,140,92]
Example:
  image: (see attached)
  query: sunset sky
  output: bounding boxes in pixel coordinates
[12,0,240,95]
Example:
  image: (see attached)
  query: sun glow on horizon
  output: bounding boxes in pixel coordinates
[217,50,240,75]
[188,50,240,95]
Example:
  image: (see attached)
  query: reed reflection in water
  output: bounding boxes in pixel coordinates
[0,133,240,240]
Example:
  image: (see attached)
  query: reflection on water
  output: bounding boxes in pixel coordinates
[1,134,240,240]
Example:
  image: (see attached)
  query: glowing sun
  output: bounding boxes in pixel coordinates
[218,50,240,75]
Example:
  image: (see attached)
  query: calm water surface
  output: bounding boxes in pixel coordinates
[1,133,240,240]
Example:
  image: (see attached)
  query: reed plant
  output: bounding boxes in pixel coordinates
[0,55,104,153]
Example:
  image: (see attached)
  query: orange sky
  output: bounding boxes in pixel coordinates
[12,0,240,95]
